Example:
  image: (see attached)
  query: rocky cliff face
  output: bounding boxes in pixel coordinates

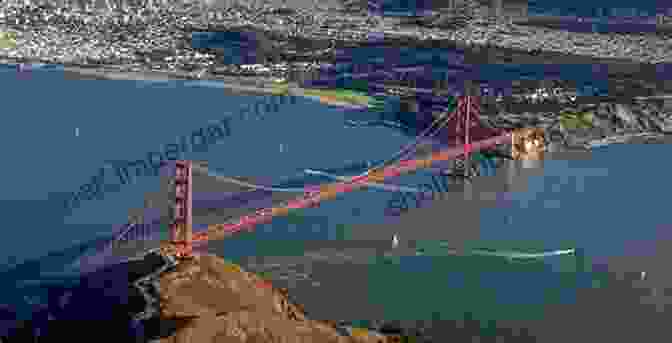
[154,253,400,343]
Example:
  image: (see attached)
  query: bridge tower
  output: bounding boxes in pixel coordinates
[169,160,193,259]
[440,79,510,182]
[455,93,477,186]
[449,81,485,178]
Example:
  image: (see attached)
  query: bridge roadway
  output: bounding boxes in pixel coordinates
[191,130,512,247]
[79,129,510,267]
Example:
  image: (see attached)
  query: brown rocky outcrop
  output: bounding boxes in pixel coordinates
[154,253,392,343]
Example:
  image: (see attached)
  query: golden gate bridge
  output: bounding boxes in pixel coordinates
[78,94,521,266]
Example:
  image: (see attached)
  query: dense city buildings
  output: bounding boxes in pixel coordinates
[0,1,670,81]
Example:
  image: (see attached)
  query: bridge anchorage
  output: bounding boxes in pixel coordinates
[511,127,546,160]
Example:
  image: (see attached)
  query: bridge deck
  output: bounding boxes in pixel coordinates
[193,131,512,246]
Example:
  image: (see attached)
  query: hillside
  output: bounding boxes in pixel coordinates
[154,253,403,343]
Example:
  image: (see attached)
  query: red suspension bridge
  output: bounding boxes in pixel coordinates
[165,95,511,258]
[85,94,519,263]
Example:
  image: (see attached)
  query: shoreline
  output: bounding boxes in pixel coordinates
[5,59,671,150]
[0,57,289,96]
[61,65,291,96]
[54,64,375,108]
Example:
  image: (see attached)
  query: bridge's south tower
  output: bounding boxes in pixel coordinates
[169,160,193,258]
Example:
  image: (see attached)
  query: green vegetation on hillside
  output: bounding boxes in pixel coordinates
[559,111,594,130]
[0,31,16,49]
[221,259,244,274]
[270,82,290,95]
[302,87,374,106]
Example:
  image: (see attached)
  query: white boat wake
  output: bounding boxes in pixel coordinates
[415,242,577,260]
[468,248,575,260]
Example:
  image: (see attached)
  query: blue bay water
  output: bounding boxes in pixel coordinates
[0,64,417,265]
[1,62,671,325]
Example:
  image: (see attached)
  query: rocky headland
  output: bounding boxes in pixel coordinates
[153,253,406,343]
[1,251,416,343]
